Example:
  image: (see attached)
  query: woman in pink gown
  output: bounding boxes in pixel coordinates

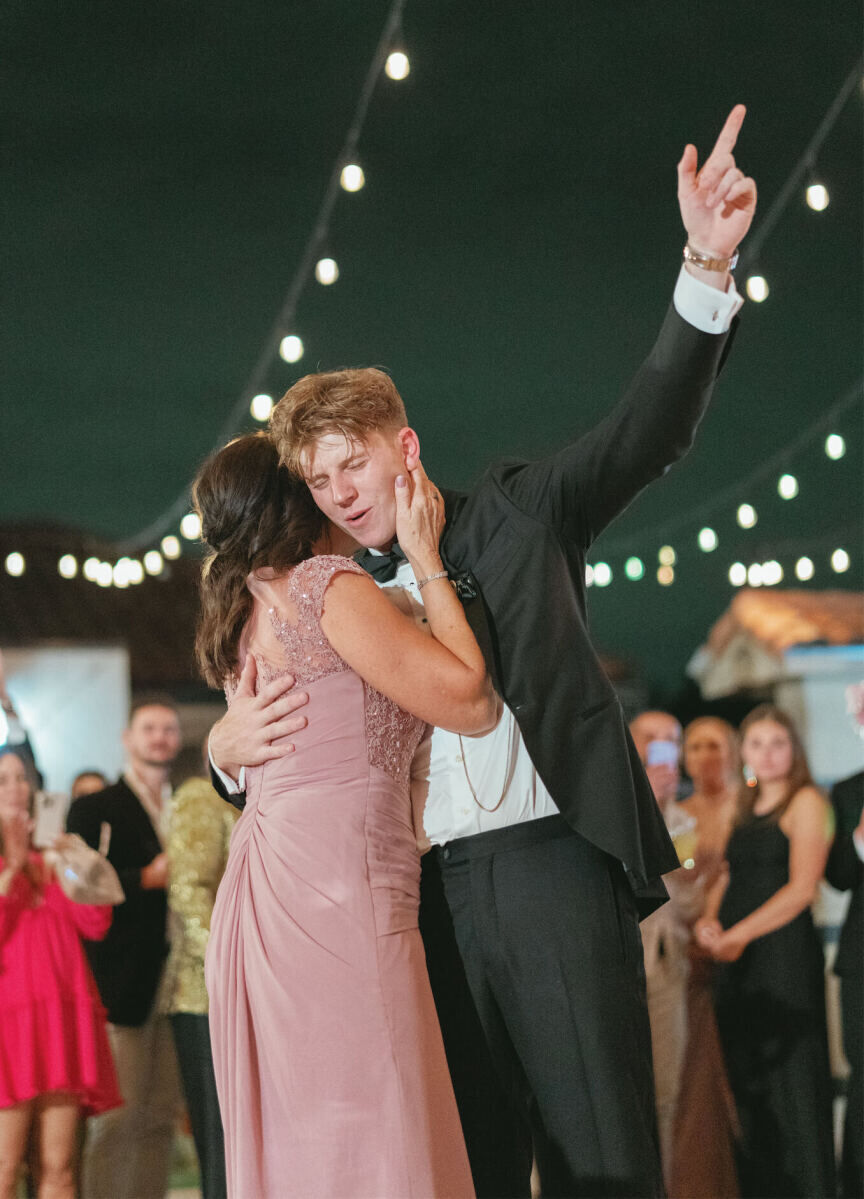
[195,434,497,1198]
[0,751,122,1199]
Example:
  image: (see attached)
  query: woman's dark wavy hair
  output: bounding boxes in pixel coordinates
[736,703,815,825]
[193,433,324,687]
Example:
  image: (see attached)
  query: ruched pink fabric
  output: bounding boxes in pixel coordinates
[206,556,473,1198]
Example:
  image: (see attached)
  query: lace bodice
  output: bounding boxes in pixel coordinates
[233,555,425,786]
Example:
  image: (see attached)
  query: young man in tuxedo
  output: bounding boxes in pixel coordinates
[67,698,184,1199]
[211,107,756,1197]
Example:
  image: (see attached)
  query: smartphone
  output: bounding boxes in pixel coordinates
[646,739,679,768]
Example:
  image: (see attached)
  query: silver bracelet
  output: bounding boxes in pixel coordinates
[416,570,449,591]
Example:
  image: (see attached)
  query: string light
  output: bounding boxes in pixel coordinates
[83,557,101,581]
[593,562,612,587]
[745,276,769,302]
[625,556,644,580]
[180,513,201,540]
[729,562,747,586]
[314,258,339,285]
[698,527,718,552]
[4,552,25,577]
[761,560,784,586]
[385,51,410,80]
[161,535,181,560]
[777,473,799,499]
[144,550,164,576]
[737,503,757,529]
[58,554,78,579]
[747,563,764,587]
[95,562,113,588]
[340,164,365,192]
[795,556,815,581]
[250,393,274,422]
[279,335,304,364]
[127,559,144,585]
[584,564,594,588]
[657,565,675,586]
[805,183,829,211]
[825,433,846,460]
[658,545,676,566]
[831,548,851,573]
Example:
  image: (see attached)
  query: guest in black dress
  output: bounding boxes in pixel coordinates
[695,704,836,1199]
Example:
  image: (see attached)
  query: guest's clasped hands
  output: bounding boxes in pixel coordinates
[694,915,746,962]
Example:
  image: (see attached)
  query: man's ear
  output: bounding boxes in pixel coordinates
[397,427,421,470]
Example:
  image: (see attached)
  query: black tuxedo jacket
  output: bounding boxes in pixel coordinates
[826,771,864,981]
[213,303,735,914]
[435,303,735,911]
[66,778,169,1026]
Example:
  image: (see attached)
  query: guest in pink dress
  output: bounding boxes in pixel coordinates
[0,750,122,1199]
[195,433,498,1198]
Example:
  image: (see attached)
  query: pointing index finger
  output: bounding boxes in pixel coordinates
[709,104,746,161]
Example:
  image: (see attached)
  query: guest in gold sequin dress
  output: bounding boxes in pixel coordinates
[161,766,237,1199]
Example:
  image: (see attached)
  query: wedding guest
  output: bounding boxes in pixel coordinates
[668,717,740,1198]
[0,751,121,1199]
[630,711,695,1187]
[697,705,836,1198]
[70,772,108,800]
[67,698,184,1199]
[826,763,863,1198]
[161,745,237,1199]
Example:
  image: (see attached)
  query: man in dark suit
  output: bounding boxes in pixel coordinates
[67,697,184,1199]
[826,768,864,1199]
[210,107,756,1196]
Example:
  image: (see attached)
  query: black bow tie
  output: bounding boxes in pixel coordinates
[354,543,406,583]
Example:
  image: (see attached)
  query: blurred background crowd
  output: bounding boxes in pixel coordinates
[0,644,861,1199]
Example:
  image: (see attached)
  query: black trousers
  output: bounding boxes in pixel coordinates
[841,974,863,1199]
[170,1013,227,1199]
[421,815,663,1199]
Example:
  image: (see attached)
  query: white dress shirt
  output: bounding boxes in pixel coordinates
[211,266,743,844]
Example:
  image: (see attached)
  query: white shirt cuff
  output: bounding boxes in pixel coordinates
[853,828,864,863]
[673,264,743,334]
[208,744,245,795]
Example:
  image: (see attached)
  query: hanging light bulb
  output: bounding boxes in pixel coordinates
[657,565,675,586]
[831,548,851,573]
[584,564,594,587]
[745,276,769,302]
[698,527,718,552]
[747,563,764,587]
[729,562,747,586]
[144,550,164,576]
[161,535,181,560]
[340,163,365,192]
[593,562,612,587]
[805,183,829,211]
[180,513,201,540]
[777,473,799,499]
[737,503,757,528]
[58,554,78,579]
[825,433,846,460]
[279,335,304,364]
[250,393,274,422]
[83,556,101,581]
[95,562,113,588]
[624,557,644,580]
[761,560,783,586]
[658,545,676,566]
[385,50,410,80]
[315,258,339,285]
[4,552,25,577]
[795,556,814,581]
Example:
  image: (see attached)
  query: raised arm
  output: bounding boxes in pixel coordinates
[492,106,757,547]
[322,466,499,735]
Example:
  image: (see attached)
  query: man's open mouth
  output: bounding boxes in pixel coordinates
[346,508,370,525]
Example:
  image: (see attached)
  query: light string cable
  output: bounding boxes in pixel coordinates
[598,374,863,556]
[737,55,862,274]
[116,0,409,555]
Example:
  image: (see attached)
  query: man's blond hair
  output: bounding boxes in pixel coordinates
[270,368,407,475]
